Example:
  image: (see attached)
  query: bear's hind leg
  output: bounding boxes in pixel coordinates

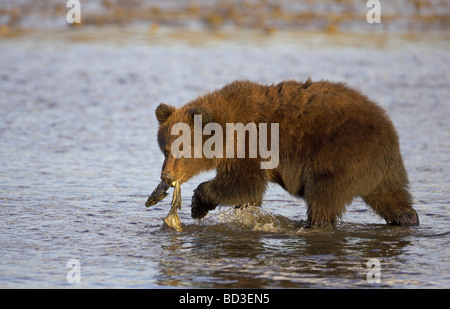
[305,176,350,228]
[305,198,348,228]
[362,176,419,226]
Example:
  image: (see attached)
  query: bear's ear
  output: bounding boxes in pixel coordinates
[188,106,213,124]
[155,103,176,125]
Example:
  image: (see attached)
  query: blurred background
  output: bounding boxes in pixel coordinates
[0,0,449,33]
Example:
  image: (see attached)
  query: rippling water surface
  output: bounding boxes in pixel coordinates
[0,29,449,288]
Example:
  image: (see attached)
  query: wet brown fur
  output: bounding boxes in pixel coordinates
[155,80,419,227]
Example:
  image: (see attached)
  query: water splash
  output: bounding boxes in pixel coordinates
[216,205,302,233]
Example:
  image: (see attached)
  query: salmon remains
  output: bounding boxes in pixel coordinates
[145,180,183,232]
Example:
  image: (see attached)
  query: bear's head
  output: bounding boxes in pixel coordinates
[155,103,216,185]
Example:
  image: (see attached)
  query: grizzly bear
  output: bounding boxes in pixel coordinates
[155,80,419,227]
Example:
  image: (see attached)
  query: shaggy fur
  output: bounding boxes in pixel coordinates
[155,80,419,227]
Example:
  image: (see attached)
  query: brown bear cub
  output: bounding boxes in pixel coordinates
[155,80,419,227]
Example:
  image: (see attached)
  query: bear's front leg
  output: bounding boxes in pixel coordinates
[191,182,218,219]
[191,161,268,219]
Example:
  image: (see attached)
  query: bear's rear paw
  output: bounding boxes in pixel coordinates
[388,208,420,226]
[191,185,218,220]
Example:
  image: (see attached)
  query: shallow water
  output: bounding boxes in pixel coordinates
[0,29,449,288]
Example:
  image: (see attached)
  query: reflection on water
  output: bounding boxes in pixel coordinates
[0,29,449,288]
[151,207,421,288]
[1,0,449,32]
